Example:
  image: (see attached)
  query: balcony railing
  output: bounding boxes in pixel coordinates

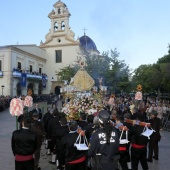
[0,71,3,77]
[12,71,48,80]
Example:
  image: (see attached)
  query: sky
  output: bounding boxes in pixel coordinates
[1,0,170,71]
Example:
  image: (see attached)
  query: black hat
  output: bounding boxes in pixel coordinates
[99,110,110,124]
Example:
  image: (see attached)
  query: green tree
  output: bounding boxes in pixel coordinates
[132,64,162,94]
[84,51,110,86]
[105,49,131,93]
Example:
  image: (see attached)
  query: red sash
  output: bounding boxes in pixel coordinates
[132,143,146,149]
[15,154,33,161]
[119,146,127,151]
[67,155,86,164]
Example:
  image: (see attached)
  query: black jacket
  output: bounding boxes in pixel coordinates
[149,117,161,141]
[78,120,88,129]
[88,126,119,160]
[47,116,60,138]
[130,124,148,146]
[53,125,69,151]
[11,129,37,156]
[30,120,45,146]
[61,132,86,164]
[43,112,53,132]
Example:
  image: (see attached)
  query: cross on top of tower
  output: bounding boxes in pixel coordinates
[83,27,87,35]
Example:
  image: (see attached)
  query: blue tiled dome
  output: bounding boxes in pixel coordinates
[79,35,97,51]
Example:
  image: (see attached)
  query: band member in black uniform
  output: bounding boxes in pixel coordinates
[48,116,69,170]
[11,116,37,170]
[114,116,129,170]
[78,112,88,129]
[46,109,60,155]
[147,110,161,162]
[61,121,87,170]
[31,112,45,170]
[130,114,149,170]
[88,110,119,170]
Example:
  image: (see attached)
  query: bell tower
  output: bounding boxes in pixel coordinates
[50,0,70,34]
[40,0,77,46]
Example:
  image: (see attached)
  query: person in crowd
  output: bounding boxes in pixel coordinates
[32,104,42,121]
[130,114,149,170]
[30,112,45,170]
[129,101,135,116]
[43,107,53,134]
[162,103,167,116]
[85,115,100,144]
[157,103,163,119]
[130,108,138,120]
[17,111,32,129]
[43,107,53,147]
[46,109,60,155]
[55,94,63,111]
[122,106,130,118]
[11,116,37,170]
[148,103,157,114]
[88,110,119,170]
[77,112,88,129]
[147,110,161,162]
[114,116,130,170]
[108,94,115,111]
[49,116,69,170]
[61,121,87,170]
[83,115,94,131]
[138,101,148,122]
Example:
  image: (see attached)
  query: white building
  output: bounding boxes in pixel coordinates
[0,0,99,97]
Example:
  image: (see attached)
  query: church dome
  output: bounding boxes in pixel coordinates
[79,35,98,51]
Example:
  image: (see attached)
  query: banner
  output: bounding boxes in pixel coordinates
[21,73,27,87]
[42,75,46,88]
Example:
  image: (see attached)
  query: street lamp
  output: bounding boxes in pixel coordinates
[1,85,4,96]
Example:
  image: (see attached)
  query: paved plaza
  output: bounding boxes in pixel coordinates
[0,109,170,170]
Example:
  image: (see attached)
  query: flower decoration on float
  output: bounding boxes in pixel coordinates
[61,96,98,120]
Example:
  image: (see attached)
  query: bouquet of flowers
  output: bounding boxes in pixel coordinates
[10,98,24,116]
[24,96,33,107]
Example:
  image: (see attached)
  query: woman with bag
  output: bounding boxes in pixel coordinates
[88,110,119,170]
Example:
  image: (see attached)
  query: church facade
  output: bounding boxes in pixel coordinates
[0,0,99,97]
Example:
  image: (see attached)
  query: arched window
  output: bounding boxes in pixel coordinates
[27,83,34,95]
[61,21,65,30]
[58,8,61,14]
[55,86,61,95]
[54,22,58,31]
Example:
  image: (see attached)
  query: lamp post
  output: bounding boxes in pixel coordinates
[1,85,4,96]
